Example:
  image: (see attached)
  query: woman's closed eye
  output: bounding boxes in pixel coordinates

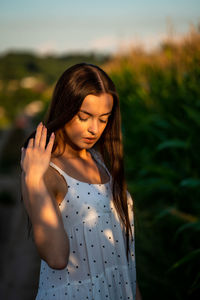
[78,115,108,123]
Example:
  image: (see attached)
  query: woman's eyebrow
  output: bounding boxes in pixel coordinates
[79,109,112,116]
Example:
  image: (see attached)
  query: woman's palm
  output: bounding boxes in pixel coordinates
[21,123,55,179]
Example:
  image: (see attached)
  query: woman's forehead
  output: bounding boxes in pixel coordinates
[80,93,113,115]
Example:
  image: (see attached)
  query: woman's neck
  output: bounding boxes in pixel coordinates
[52,145,92,160]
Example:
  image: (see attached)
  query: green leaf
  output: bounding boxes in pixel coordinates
[154,207,198,223]
[156,139,189,151]
[154,207,175,221]
[166,249,200,273]
[182,104,200,126]
[174,221,200,239]
[180,178,200,187]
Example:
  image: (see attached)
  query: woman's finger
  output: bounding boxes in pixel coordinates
[20,147,25,168]
[34,122,43,147]
[27,138,34,148]
[39,125,47,149]
[46,132,55,155]
[21,147,25,161]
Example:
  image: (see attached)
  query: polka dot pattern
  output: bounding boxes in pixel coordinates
[35,149,136,300]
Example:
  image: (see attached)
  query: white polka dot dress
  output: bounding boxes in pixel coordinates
[35,148,136,300]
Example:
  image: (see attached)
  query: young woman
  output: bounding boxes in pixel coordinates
[21,63,142,300]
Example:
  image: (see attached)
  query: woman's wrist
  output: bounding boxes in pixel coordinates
[24,173,44,189]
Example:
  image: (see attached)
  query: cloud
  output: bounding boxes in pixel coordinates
[36,41,59,55]
[89,36,119,52]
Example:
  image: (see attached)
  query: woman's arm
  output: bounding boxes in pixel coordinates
[21,123,70,269]
[22,171,70,269]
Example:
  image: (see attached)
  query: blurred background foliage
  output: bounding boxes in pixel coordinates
[0,26,199,300]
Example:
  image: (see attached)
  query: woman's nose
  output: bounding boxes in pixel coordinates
[88,119,99,135]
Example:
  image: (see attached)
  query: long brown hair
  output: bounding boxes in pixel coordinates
[23,62,133,261]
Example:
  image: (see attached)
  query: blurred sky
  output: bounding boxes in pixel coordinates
[0,0,199,55]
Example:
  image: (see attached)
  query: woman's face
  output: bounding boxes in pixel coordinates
[64,93,113,149]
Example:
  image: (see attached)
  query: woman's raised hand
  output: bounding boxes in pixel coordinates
[21,122,55,182]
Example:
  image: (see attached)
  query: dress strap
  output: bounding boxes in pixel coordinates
[89,148,111,179]
[49,162,69,184]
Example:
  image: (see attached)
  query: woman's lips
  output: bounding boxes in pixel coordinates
[83,137,97,143]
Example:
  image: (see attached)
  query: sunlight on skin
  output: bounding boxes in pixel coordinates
[34,204,61,248]
[34,226,46,242]
[39,201,60,227]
